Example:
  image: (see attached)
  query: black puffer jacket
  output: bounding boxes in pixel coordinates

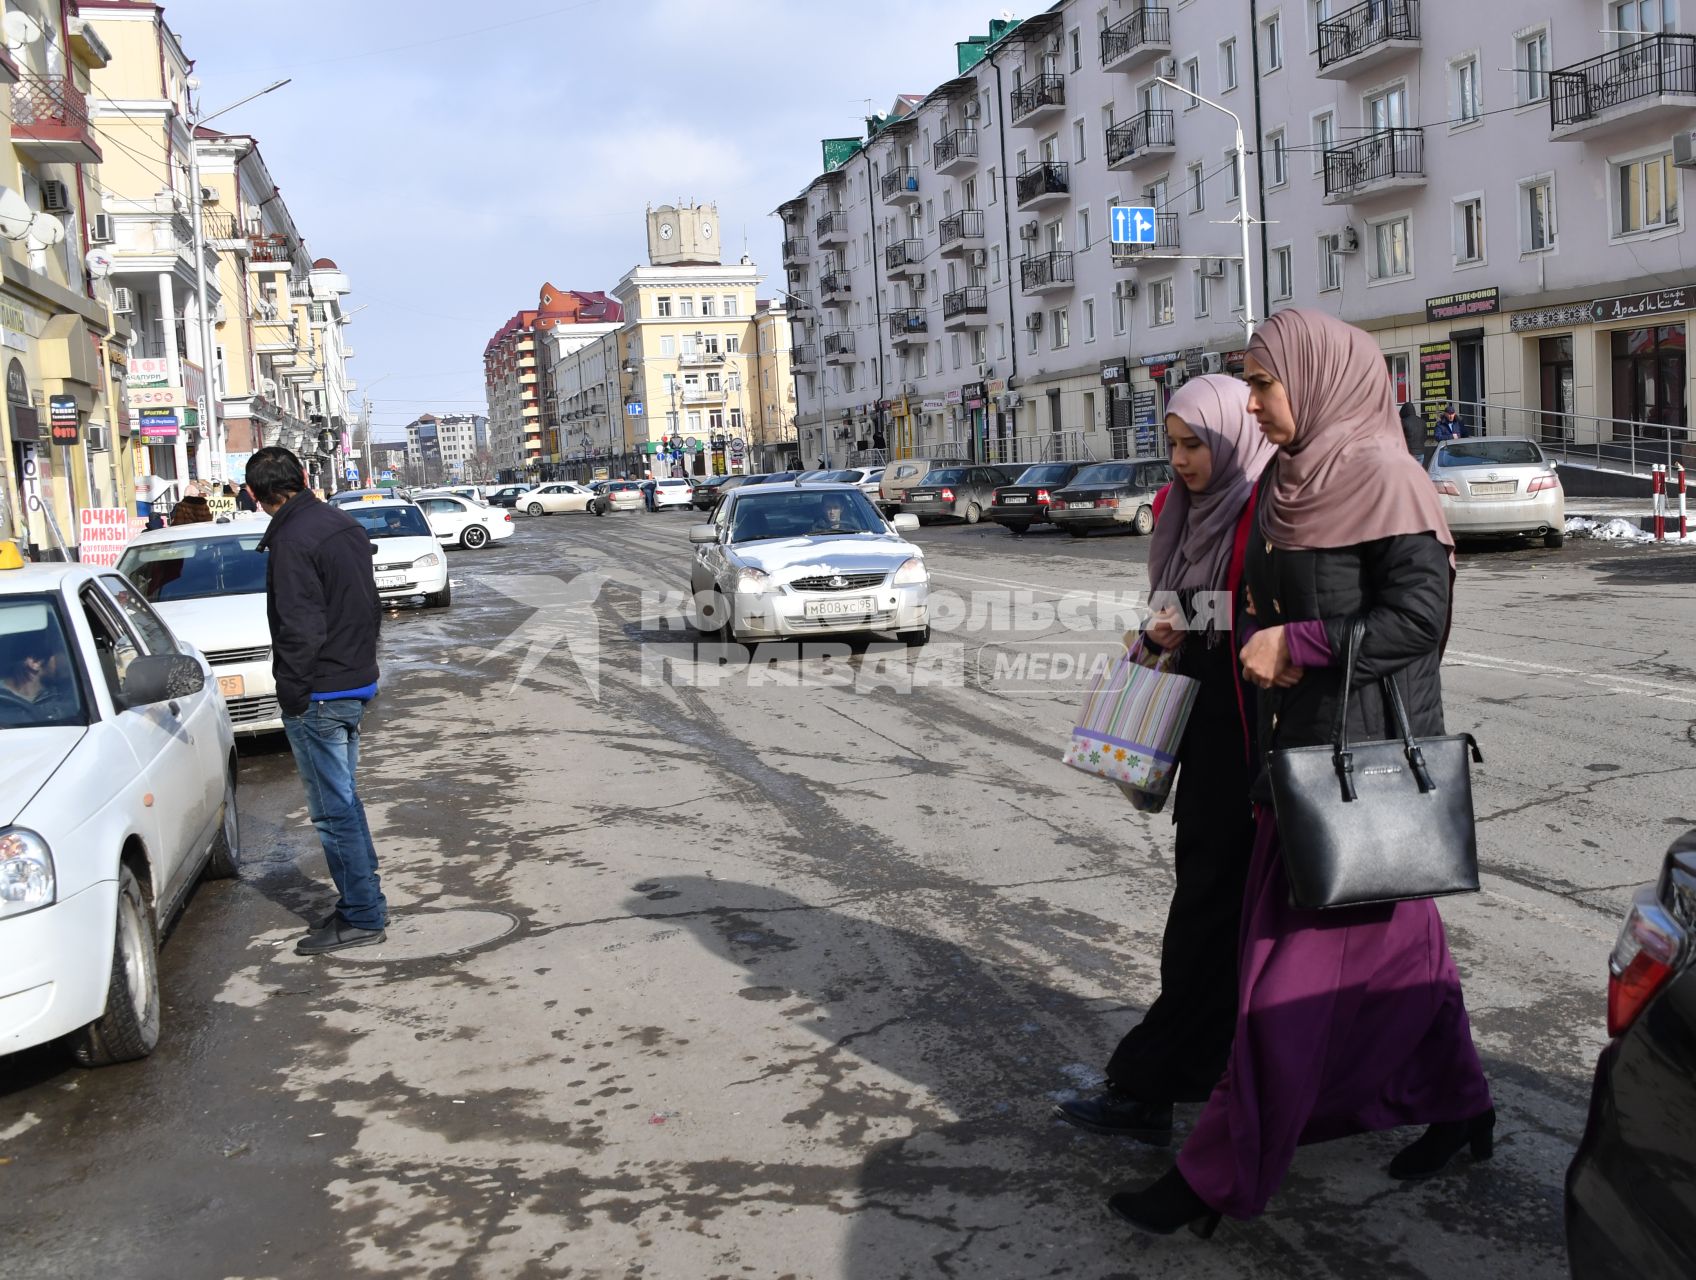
[1243,510,1450,796]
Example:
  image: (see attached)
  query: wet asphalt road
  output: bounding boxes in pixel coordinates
[3,509,1695,1279]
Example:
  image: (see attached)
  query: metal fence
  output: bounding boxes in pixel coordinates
[1551,33,1696,129]
[1441,399,1688,475]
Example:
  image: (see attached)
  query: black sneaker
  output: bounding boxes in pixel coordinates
[295,917,387,955]
[1053,1091,1174,1145]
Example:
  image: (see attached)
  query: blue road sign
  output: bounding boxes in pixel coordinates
[1110,205,1158,245]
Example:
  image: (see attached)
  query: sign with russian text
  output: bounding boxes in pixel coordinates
[128,357,171,387]
[49,395,79,444]
[1425,287,1500,323]
[77,507,130,567]
[1419,342,1452,426]
[1591,286,1693,325]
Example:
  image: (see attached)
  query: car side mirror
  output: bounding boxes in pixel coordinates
[120,652,205,709]
[891,513,919,532]
[369,542,380,556]
[688,524,719,545]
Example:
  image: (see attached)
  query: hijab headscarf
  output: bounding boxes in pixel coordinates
[1248,308,1452,553]
[1148,374,1274,599]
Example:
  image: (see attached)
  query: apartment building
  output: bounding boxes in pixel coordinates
[753,298,799,469]
[779,0,1694,469]
[404,412,488,483]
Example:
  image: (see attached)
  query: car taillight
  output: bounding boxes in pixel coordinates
[1095,496,1118,508]
[991,489,1001,504]
[504,512,513,522]
[1434,480,1461,496]
[1036,489,1051,504]
[1607,886,1687,1036]
[941,487,955,503]
[1527,474,1561,494]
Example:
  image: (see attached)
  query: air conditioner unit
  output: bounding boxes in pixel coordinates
[1201,352,1225,374]
[1202,258,1226,278]
[111,286,135,314]
[213,300,227,323]
[969,249,988,268]
[1341,225,1361,252]
[1674,130,1696,168]
[1115,279,1139,300]
[90,213,113,244]
[86,424,108,453]
[1018,220,1040,240]
[1157,57,1178,80]
[902,381,918,395]
[1163,366,1184,390]
[1113,384,1132,401]
[40,180,71,214]
[963,99,981,120]
[998,391,1023,410]
[200,185,219,204]
[1024,312,1044,331]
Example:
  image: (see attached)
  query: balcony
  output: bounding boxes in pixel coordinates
[1317,0,1420,79]
[1322,128,1426,204]
[823,331,856,364]
[1106,110,1176,170]
[933,128,979,175]
[885,238,924,279]
[10,72,100,164]
[938,209,986,259]
[889,308,928,345]
[1550,34,1696,140]
[682,387,728,405]
[782,236,811,266]
[942,286,989,329]
[1010,73,1066,127]
[1100,7,1171,72]
[791,343,819,371]
[788,288,814,313]
[678,349,727,368]
[882,166,921,206]
[1016,160,1070,209]
[1020,250,1075,296]
[1110,213,1180,265]
[815,210,849,247]
[819,271,852,305]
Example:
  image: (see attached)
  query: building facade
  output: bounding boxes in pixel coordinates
[404,412,488,483]
[778,1,1694,470]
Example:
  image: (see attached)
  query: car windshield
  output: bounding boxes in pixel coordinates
[0,597,86,729]
[923,468,967,483]
[824,470,863,483]
[118,533,268,603]
[1017,464,1074,485]
[730,490,886,542]
[1437,441,1545,468]
[347,505,433,539]
[1073,463,1132,485]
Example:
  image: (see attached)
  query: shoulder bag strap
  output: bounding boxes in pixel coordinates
[1330,618,1366,800]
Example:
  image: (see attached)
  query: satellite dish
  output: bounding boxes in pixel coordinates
[85,248,113,280]
[2,11,40,49]
[26,212,65,248]
[0,187,31,240]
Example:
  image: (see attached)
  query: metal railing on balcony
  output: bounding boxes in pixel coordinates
[943,286,989,320]
[815,210,846,240]
[249,234,297,264]
[1106,109,1176,165]
[939,208,986,248]
[1317,0,1420,72]
[1110,212,1180,262]
[1100,7,1171,65]
[881,167,920,200]
[1020,250,1075,292]
[1016,160,1070,204]
[885,239,923,271]
[888,308,928,340]
[10,71,88,133]
[819,271,851,297]
[791,343,818,365]
[1550,34,1696,128]
[933,128,979,168]
[1010,73,1066,123]
[823,331,856,358]
[782,236,810,261]
[1323,127,1424,198]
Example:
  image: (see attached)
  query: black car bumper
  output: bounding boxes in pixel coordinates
[988,501,1051,526]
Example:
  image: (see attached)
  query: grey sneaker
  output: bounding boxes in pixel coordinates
[295,917,386,955]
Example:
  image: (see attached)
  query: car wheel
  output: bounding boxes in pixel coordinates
[204,765,240,880]
[1006,521,1031,536]
[1066,527,1089,539]
[526,502,544,516]
[1544,529,1566,549]
[965,502,982,525]
[70,863,161,1067]
[462,524,490,549]
[1131,505,1156,536]
[899,625,931,647]
[426,580,452,608]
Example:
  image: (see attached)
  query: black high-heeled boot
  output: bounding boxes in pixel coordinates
[1107,1166,1223,1238]
[1387,1107,1496,1181]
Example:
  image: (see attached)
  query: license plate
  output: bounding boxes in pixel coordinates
[1003,496,1029,504]
[217,674,245,698]
[1469,481,1516,495]
[375,572,407,588]
[804,596,874,619]
[1069,501,1096,510]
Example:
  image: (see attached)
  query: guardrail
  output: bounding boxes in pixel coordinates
[1433,399,1689,476]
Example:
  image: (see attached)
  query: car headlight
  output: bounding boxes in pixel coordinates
[893,556,928,586]
[412,552,442,568]
[735,566,771,594]
[0,828,55,918]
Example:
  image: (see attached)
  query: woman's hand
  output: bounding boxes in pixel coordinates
[1145,606,1183,651]
[1240,625,1304,689]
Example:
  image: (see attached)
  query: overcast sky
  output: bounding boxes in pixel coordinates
[164,0,1012,441]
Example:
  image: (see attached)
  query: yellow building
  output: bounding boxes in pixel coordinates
[753,300,798,469]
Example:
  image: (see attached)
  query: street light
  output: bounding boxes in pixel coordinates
[1154,76,1256,347]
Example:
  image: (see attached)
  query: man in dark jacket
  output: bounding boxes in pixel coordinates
[250,446,389,955]
[1400,400,1425,457]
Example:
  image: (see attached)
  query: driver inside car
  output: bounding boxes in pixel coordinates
[0,625,78,719]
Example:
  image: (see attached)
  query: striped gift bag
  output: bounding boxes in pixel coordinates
[1060,639,1199,812]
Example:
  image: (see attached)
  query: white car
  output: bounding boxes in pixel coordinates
[652,478,695,510]
[0,546,239,1066]
[341,499,452,608]
[116,520,282,735]
[688,483,929,644]
[413,492,515,549]
[520,482,596,516]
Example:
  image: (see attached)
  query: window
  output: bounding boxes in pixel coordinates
[988,166,998,203]
[1267,129,1288,187]
[951,334,962,369]
[1319,235,1343,290]
[1074,118,1087,163]
[996,323,1008,358]
[1230,262,1245,311]
[1083,298,1096,342]
[1150,277,1175,326]
[656,295,672,317]
[1616,151,1680,235]
[1455,197,1485,264]
[701,295,716,316]
[1027,322,1040,355]
[1262,12,1283,71]
[1225,149,1240,202]
[1182,58,1200,107]
[723,296,739,316]
[1189,162,1205,212]
[1195,269,1213,316]
[1113,286,1130,335]
[1070,27,1082,71]
[1522,175,1555,250]
[1220,38,1238,91]
[1052,308,1070,349]
[1311,111,1334,174]
[1366,85,1408,131]
[1077,206,1092,248]
[1273,245,1293,299]
[725,335,741,354]
[660,334,676,357]
[1612,0,1669,45]
[1452,55,1481,125]
[1385,352,1412,404]
[678,296,695,318]
[1517,27,1550,104]
[971,330,987,364]
[1370,215,1411,279]
[991,245,1002,283]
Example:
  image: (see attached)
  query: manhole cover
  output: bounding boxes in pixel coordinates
[331,909,519,962]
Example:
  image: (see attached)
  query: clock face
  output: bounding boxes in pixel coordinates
[700,222,713,239]
[659,223,673,240]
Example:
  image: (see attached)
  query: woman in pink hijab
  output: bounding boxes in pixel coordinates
[1109,310,1494,1237]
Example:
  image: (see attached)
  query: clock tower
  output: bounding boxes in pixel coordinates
[646,202,721,267]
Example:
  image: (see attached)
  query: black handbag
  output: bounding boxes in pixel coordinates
[1266,620,1483,910]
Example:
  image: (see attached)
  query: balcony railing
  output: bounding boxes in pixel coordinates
[782,236,810,262]
[1322,127,1425,199]
[823,331,856,358]
[881,167,921,201]
[788,288,814,311]
[943,286,989,321]
[1100,7,1171,67]
[889,308,928,340]
[1550,34,1696,130]
[1010,73,1066,124]
[1110,212,1180,263]
[938,208,986,251]
[815,210,847,241]
[1020,250,1075,293]
[791,343,818,366]
[1106,109,1176,166]
[1016,160,1070,205]
[933,128,979,170]
[885,238,923,272]
[1317,0,1420,74]
[11,72,94,151]
[249,234,297,264]
[819,271,851,298]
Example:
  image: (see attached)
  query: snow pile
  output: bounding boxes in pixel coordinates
[1564,515,1662,544]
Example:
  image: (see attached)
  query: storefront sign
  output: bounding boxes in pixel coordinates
[1425,287,1500,323]
[921,397,944,411]
[139,408,179,440]
[48,395,78,444]
[1100,364,1127,384]
[1140,351,1180,367]
[1509,304,1593,333]
[1419,341,1452,426]
[5,357,36,441]
[128,357,171,387]
[206,494,237,519]
[77,508,130,566]
[986,378,1006,396]
[1131,389,1158,426]
[128,384,185,409]
[0,299,29,334]
[1590,286,1694,325]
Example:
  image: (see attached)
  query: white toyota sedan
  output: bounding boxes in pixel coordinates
[412,492,515,549]
[0,546,238,1066]
[520,482,596,516]
[688,483,929,644]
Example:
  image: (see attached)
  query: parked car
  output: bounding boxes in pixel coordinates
[651,478,695,510]
[901,465,1023,525]
[0,548,238,1066]
[987,461,1092,534]
[593,481,646,515]
[850,467,885,502]
[693,473,764,512]
[341,499,452,608]
[1565,827,1696,1279]
[878,455,968,513]
[755,470,806,485]
[412,492,515,549]
[794,470,833,483]
[688,483,929,645]
[520,482,596,516]
[328,488,393,507]
[1047,460,1174,537]
[1426,437,1565,548]
[116,520,282,735]
[484,484,535,509]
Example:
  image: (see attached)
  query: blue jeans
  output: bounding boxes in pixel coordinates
[282,699,387,929]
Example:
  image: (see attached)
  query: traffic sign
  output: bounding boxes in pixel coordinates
[1110,205,1158,245]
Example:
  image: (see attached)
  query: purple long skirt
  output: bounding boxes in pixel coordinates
[1176,807,1494,1219]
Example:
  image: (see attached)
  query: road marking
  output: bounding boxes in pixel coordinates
[1447,649,1696,706]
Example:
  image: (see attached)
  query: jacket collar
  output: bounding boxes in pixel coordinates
[255,490,319,551]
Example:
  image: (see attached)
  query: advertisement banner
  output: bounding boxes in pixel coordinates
[128,384,185,409]
[128,357,171,387]
[77,507,130,567]
[49,395,79,444]
[1425,287,1500,323]
[1419,342,1452,426]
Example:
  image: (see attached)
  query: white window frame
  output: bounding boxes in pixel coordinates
[1266,128,1288,188]
[1189,162,1206,212]
[1367,212,1413,282]
[1310,108,1335,176]
[1083,296,1097,343]
[1150,277,1175,327]
[1262,11,1283,72]
[1515,24,1551,107]
[1194,268,1213,317]
[1225,149,1241,203]
[1611,143,1682,240]
[1051,307,1070,349]
[1219,38,1239,92]
[1077,206,1092,248]
[1272,244,1293,300]
[1182,57,1201,108]
[1450,52,1482,128]
[1073,116,1088,163]
[1453,193,1487,268]
[1519,172,1557,253]
[1319,235,1342,291]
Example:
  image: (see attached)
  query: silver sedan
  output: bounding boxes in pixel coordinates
[1427,437,1566,548]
